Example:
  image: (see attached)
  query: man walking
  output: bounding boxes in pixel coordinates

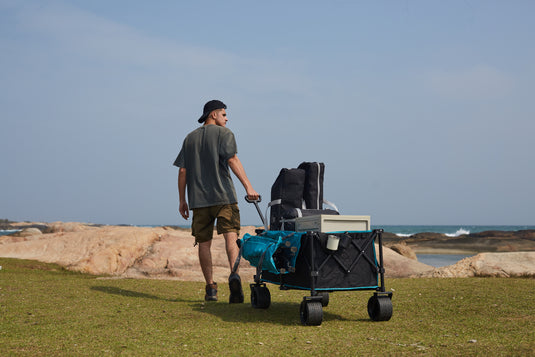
[173,100,259,303]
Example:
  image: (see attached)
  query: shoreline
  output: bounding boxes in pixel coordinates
[1,221,534,279]
[2,221,534,256]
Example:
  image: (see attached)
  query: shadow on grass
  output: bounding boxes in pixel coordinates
[90,285,373,325]
[191,300,356,326]
[90,286,194,303]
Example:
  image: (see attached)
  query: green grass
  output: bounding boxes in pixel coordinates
[1,258,534,356]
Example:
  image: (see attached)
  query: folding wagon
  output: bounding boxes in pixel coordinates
[236,162,393,326]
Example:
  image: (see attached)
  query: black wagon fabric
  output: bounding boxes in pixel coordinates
[261,231,379,290]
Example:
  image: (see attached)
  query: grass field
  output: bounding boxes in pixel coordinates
[1,258,534,356]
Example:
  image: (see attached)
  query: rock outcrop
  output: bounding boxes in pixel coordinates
[1,223,534,280]
[123,226,259,281]
[418,252,535,278]
[381,245,435,277]
[384,230,535,254]
[0,226,159,275]
[43,221,96,233]
[6,227,43,238]
[388,242,417,260]
[0,225,259,281]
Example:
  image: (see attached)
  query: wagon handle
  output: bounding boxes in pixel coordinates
[244,195,268,231]
[245,196,262,203]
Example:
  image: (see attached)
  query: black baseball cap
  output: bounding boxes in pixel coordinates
[198,100,227,123]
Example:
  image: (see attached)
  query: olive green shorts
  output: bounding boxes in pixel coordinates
[192,204,240,244]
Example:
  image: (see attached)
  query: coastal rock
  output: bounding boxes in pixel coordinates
[381,246,435,277]
[0,228,45,245]
[9,221,51,232]
[2,222,534,281]
[469,230,535,239]
[387,243,417,260]
[0,220,14,230]
[380,231,399,240]
[0,224,258,281]
[10,227,42,237]
[410,232,449,241]
[43,221,95,233]
[420,252,535,278]
[0,223,431,280]
[0,226,159,275]
[384,230,535,254]
[123,226,258,281]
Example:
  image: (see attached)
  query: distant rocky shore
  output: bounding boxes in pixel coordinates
[1,221,534,280]
[382,229,535,254]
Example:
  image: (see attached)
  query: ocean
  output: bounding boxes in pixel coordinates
[0,229,21,236]
[417,254,473,267]
[2,224,533,268]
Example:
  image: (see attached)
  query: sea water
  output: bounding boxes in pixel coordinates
[416,254,473,268]
[0,229,21,236]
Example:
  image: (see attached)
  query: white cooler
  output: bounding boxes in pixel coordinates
[294,215,371,233]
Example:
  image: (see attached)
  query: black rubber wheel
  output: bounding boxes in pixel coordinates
[367,295,393,321]
[300,300,323,326]
[251,286,270,309]
[318,292,330,307]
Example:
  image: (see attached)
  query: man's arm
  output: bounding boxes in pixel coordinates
[227,155,260,200]
[178,167,189,219]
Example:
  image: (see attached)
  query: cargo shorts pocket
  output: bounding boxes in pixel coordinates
[216,204,240,234]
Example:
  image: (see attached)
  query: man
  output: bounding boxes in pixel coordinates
[173,100,259,303]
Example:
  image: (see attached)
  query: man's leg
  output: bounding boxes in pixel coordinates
[223,232,240,272]
[224,232,244,303]
[217,204,243,303]
[198,240,218,301]
[192,206,218,301]
[198,240,213,284]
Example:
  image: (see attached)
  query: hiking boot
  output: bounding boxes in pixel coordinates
[228,273,244,304]
[205,282,218,301]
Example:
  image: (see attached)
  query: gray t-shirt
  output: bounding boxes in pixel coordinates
[173,125,238,209]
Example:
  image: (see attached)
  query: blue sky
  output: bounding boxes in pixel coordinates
[1,0,534,226]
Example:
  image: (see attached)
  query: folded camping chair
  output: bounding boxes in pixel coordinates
[268,162,339,231]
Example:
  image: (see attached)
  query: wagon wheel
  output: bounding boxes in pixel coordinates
[367,295,393,321]
[300,300,323,326]
[318,292,330,307]
[250,285,271,309]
